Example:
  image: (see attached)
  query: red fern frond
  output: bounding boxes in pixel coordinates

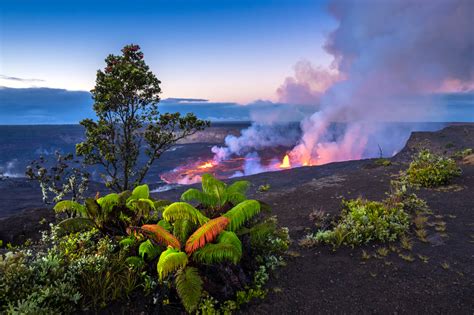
[142,224,181,249]
[185,216,229,254]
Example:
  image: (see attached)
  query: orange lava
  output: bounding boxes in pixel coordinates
[279,154,291,168]
[198,161,214,169]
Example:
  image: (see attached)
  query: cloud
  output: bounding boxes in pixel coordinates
[0,75,45,83]
[161,97,209,103]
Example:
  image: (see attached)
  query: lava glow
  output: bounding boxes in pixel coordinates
[198,161,214,169]
[279,154,291,168]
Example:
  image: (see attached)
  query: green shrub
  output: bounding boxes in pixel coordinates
[374,158,392,167]
[406,149,461,187]
[316,198,410,247]
[451,148,473,159]
[0,226,143,313]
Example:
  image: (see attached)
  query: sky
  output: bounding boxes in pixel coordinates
[0,0,334,103]
[0,0,472,124]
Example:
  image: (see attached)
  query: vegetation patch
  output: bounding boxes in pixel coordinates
[0,175,289,314]
[406,149,461,187]
[314,198,410,247]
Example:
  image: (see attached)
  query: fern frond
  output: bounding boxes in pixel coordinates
[223,200,261,231]
[57,217,95,234]
[54,200,85,216]
[96,193,120,213]
[193,230,242,264]
[175,267,203,313]
[158,219,173,232]
[139,239,162,261]
[157,247,188,280]
[163,202,209,225]
[127,198,156,213]
[173,219,195,243]
[130,184,150,200]
[185,216,229,254]
[226,181,250,204]
[202,174,227,207]
[181,188,216,207]
[141,224,181,249]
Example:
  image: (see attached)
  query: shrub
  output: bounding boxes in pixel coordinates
[316,198,410,247]
[0,226,143,313]
[406,149,461,187]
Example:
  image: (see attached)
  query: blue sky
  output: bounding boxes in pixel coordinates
[0,0,472,124]
[1,0,334,103]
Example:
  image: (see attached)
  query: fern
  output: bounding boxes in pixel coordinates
[173,219,195,243]
[96,193,120,213]
[139,239,161,261]
[226,180,250,205]
[127,198,156,213]
[192,231,242,264]
[163,202,209,225]
[129,184,150,200]
[185,216,229,254]
[175,267,203,313]
[157,219,173,231]
[181,188,216,207]
[223,200,261,231]
[157,248,188,280]
[125,256,145,268]
[57,217,95,234]
[202,173,227,207]
[54,200,85,216]
[141,224,181,249]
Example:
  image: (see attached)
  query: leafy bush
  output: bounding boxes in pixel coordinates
[316,198,410,247]
[406,149,461,187]
[54,184,167,235]
[451,148,473,159]
[0,226,144,313]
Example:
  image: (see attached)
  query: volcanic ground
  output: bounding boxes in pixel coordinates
[0,124,473,313]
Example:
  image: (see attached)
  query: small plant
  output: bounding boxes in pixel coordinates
[415,228,428,242]
[451,148,472,159]
[376,247,389,257]
[417,254,429,263]
[315,198,410,247]
[406,149,461,187]
[440,262,450,270]
[258,184,271,192]
[400,235,413,250]
[399,253,415,262]
[25,152,90,204]
[361,250,371,260]
[374,158,392,167]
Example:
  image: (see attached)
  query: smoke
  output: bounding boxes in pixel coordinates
[0,159,24,178]
[286,0,474,165]
[210,0,473,175]
[276,60,343,106]
[211,122,300,162]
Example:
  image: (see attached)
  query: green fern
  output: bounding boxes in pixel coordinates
[139,239,161,261]
[125,256,145,268]
[173,219,195,243]
[129,184,150,200]
[181,188,217,207]
[223,200,261,231]
[192,231,242,264]
[96,193,120,213]
[54,200,86,216]
[226,180,250,205]
[202,173,227,207]
[163,202,209,225]
[157,248,188,280]
[175,267,203,313]
[57,217,95,234]
[157,219,173,231]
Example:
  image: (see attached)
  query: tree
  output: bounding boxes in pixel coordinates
[76,44,209,191]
